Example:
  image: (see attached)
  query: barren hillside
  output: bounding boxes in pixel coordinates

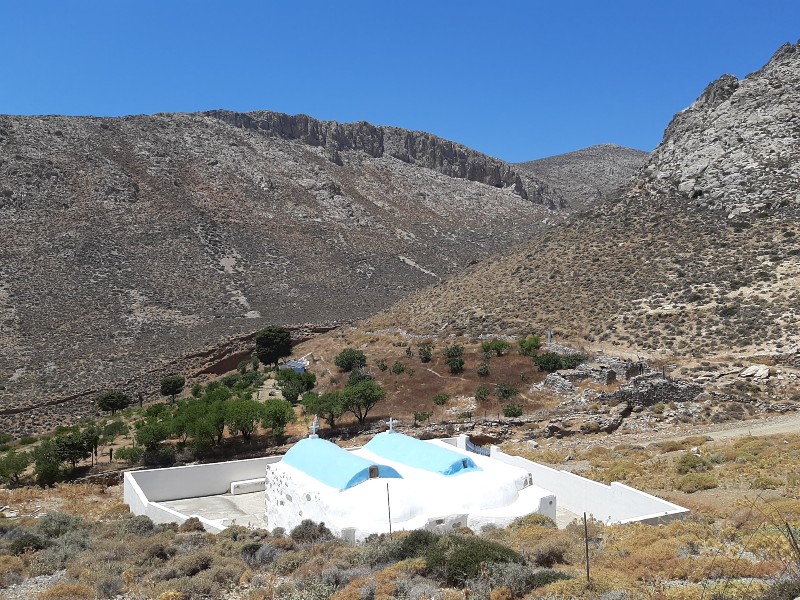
[517,144,648,208]
[369,41,800,364]
[0,110,565,419]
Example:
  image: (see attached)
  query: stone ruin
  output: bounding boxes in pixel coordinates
[596,372,705,411]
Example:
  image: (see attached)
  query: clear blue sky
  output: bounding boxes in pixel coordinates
[1,1,798,161]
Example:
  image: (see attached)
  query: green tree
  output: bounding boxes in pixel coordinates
[32,440,61,485]
[261,399,295,436]
[160,375,185,403]
[481,339,511,356]
[443,344,464,359]
[413,411,432,425]
[225,399,267,440]
[135,420,171,451]
[475,385,490,403]
[341,380,385,426]
[0,450,30,484]
[446,357,465,374]
[96,390,131,415]
[518,335,541,357]
[533,352,563,373]
[495,383,519,401]
[334,348,367,372]
[417,343,433,363]
[54,431,93,470]
[503,404,523,418]
[276,369,316,404]
[301,391,345,428]
[255,327,293,367]
[348,368,374,386]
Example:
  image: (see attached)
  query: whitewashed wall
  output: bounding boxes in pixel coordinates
[489,447,688,524]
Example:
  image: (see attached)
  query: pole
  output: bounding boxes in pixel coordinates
[387,483,392,538]
[583,512,590,584]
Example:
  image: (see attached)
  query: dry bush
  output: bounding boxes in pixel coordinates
[0,554,25,587]
[675,472,718,493]
[37,582,95,600]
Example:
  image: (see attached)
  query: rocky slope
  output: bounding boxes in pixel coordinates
[0,110,565,429]
[369,40,800,367]
[517,144,648,208]
[632,41,800,217]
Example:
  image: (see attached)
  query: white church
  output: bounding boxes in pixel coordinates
[264,425,557,540]
[124,422,688,537]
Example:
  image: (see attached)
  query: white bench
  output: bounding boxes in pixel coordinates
[230,478,266,495]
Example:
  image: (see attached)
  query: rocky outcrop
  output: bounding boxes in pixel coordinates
[206,110,563,208]
[517,144,648,209]
[632,40,800,216]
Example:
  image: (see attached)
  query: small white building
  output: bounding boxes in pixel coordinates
[264,431,556,541]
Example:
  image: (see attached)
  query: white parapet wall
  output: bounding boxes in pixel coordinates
[124,456,282,533]
[487,445,688,524]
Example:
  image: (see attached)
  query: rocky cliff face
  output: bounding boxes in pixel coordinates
[632,41,800,218]
[0,109,565,429]
[516,144,648,208]
[205,110,563,208]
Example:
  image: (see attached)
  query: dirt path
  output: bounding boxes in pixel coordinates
[618,412,800,445]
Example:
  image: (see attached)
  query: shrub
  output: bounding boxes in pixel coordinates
[425,535,523,586]
[115,446,144,465]
[122,515,156,536]
[432,393,450,406]
[417,343,433,363]
[290,520,333,544]
[399,530,440,559]
[446,357,465,374]
[503,404,523,418]
[95,576,125,599]
[35,512,84,539]
[481,339,512,356]
[477,362,490,377]
[9,533,48,555]
[334,349,367,372]
[518,336,541,357]
[510,513,557,530]
[377,359,388,372]
[177,552,213,576]
[178,517,206,532]
[475,386,490,403]
[102,420,128,438]
[676,472,718,493]
[37,582,95,599]
[443,344,464,359]
[529,539,571,567]
[390,361,406,375]
[143,446,176,467]
[495,383,519,401]
[242,542,283,566]
[674,452,712,474]
[0,555,24,588]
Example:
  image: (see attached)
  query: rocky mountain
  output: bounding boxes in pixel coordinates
[0,110,565,431]
[632,41,800,217]
[369,41,800,368]
[517,144,648,208]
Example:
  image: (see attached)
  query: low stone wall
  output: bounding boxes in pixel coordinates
[597,373,704,410]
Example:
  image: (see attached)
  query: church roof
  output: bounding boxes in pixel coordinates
[282,437,401,490]
[364,432,481,476]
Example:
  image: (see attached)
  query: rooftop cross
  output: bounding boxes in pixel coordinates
[309,415,319,438]
[387,417,398,433]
